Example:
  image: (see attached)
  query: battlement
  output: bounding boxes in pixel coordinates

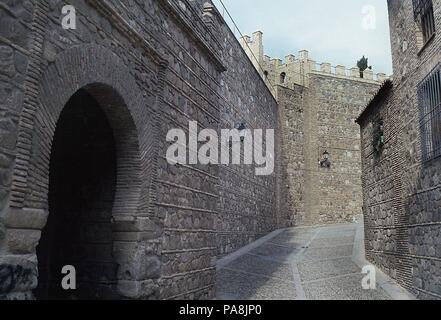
[261,48,386,82]
[313,63,387,82]
[240,31,388,89]
[240,31,264,73]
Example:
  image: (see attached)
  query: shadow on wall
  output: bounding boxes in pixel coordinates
[407,156,441,299]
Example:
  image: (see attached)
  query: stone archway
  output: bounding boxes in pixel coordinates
[34,81,145,299]
[35,88,119,299]
[2,45,162,300]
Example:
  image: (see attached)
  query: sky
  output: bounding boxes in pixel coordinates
[212,0,393,75]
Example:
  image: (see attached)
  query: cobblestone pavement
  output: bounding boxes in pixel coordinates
[216,222,415,300]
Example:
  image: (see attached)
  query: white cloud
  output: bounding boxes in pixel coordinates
[213,0,393,75]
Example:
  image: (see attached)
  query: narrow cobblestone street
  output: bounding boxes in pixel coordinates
[2,0,440,302]
[216,222,414,300]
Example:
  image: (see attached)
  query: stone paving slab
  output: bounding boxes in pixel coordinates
[297,257,360,282]
[216,222,414,300]
[308,236,355,248]
[316,224,356,231]
[302,245,353,261]
[315,230,355,239]
[223,254,294,281]
[281,229,315,236]
[302,273,392,300]
[216,269,297,300]
[267,236,309,248]
[249,243,300,262]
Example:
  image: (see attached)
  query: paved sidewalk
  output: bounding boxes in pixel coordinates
[216,222,415,300]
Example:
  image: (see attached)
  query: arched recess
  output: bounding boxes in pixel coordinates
[14,45,161,299]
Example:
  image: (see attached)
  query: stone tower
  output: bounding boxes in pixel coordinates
[241,32,387,226]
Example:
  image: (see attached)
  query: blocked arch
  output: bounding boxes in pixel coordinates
[25,45,158,298]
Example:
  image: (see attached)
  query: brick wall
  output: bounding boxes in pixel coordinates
[358,0,441,300]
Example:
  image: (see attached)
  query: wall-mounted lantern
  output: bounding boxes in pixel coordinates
[319,150,331,168]
[374,120,384,153]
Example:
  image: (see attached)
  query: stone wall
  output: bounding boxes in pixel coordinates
[357,0,441,300]
[276,84,306,226]
[1,0,42,300]
[276,74,379,226]
[216,9,279,256]
[307,74,379,225]
[0,0,279,300]
[241,31,382,227]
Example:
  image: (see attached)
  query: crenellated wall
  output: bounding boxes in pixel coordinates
[243,31,383,226]
[241,31,387,90]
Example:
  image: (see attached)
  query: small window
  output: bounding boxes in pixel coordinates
[280,72,286,84]
[419,63,441,161]
[413,0,436,44]
[263,70,269,79]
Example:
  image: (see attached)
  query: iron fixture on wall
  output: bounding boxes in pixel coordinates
[319,150,331,168]
[374,120,384,154]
